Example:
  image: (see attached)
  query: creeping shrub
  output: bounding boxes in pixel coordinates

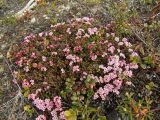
[11,17,139,119]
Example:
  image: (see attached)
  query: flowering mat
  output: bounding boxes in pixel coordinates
[0,0,160,120]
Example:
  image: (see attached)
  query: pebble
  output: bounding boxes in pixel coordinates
[31,17,36,23]
[1,43,9,50]
[0,65,4,73]
[0,33,4,39]
[0,54,4,62]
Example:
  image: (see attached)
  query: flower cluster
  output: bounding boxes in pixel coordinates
[11,17,139,119]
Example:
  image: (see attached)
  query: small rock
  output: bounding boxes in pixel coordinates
[0,33,4,39]
[0,54,4,62]
[43,14,50,20]
[31,17,36,23]
[1,44,7,50]
[0,65,4,73]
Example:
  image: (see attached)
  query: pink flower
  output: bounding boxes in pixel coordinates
[113,79,122,89]
[61,68,65,74]
[36,89,42,94]
[39,32,44,37]
[126,81,132,85]
[115,37,119,42]
[82,17,90,21]
[72,65,80,72]
[51,110,58,120]
[12,79,17,84]
[30,79,34,85]
[41,67,47,71]
[120,53,126,58]
[33,98,46,111]
[124,70,133,77]
[49,32,53,36]
[108,46,115,54]
[118,42,124,46]
[24,66,29,72]
[42,56,47,62]
[66,28,71,34]
[129,63,138,69]
[36,115,46,120]
[131,52,138,57]
[122,38,128,42]
[63,48,70,54]
[111,33,115,37]
[59,111,66,120]
[49,61,53,66]
[74,46,82,53]
[31,52,37,58]
[88,27,98,35]
[51,52,58,55]
[76,29,84,38]
[83,33,90,38]
[22,79,30,88]
[128,48,133,52]
[45,99,53,111]
[87,44,93,49]
[90,54,97,61]
[28,93,37,100]
[53,96,62,111]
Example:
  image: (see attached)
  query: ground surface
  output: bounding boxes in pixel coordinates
[0,0,160,120]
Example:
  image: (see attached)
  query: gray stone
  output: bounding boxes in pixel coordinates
[0,65,4,73]
[0,54,4,62]
[1,43,8,50]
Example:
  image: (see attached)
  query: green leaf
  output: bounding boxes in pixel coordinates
[98,116,107,120]
[64,109,77,120]
[140,63,147,69]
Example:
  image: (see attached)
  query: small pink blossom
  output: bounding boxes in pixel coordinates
[41,67,47,71]
[12,79,17,84]
[30,79,34,85]
[36,89,42,94]
[118,42,124,46]
[124,70,133,77]
[59,111,66,120]
[111,33,115,37]
[22,79,30,88]
[28,93,37,100]
[115,37,119,42]
[63,48,70,54]
[33,98,46,111]
[90,54,97,61]
[51,110,58,120]
[82,17,90,21]
[108,46,115,54]
[74,46,82,53]
[120,53,126,58]
[39,32,44,37]
[131,52,138,57]
[49,61,53,66]
[24,66,29,72]
[36,115,46,120]
[129,63,138,69]
[126,81,132,85]
[49,32,53,36]
[72,65,80,72]
[42,56,47,62]
[51,52,58,55]
[87,44,93,49]
[88,27,98,35]
[66,28,71,34]
[45,99,53,111]
[31,52,37,58]
[61,68,65,73]
[53,96,62,111]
